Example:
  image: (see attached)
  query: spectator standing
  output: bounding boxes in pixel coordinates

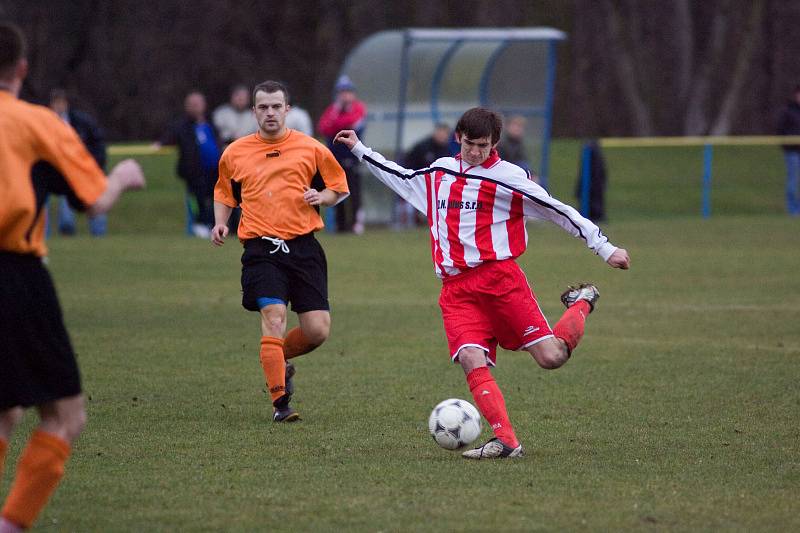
[777,85,800,216]
[45,89,108,236]
[497,115,534,180]
[212,85,258,144]
[286,98,313,136]
[404,123,453,169]
[574,140,608,222]
[158,91,221,237]
[396,123,453,228]
[317,75,367,234]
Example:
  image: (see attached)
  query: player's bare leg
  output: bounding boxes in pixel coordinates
[0,407,23,443]
[285,310,330,359]
[36,395,86,445]
[528,283,600,368]
[526,337,570,369]
[1,396,84,531]
[259,304,298,422]
[0,407,24,480]
[280,310,331,414]
[458,348,524,459]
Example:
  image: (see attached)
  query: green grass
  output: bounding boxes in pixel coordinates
[2,142,799,531]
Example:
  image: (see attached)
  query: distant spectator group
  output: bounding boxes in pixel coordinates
[42,79,554,238]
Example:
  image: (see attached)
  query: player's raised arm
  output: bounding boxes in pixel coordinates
[86,159,145,216]
[335,130,429,214]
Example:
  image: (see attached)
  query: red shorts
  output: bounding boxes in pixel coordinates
[438,259,553,366]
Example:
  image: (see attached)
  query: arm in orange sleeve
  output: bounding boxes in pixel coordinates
[315,145,350,206]
[213,152,239,207]
[36,111,107,209]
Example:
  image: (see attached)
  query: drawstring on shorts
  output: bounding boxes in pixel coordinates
[262,236,290,254]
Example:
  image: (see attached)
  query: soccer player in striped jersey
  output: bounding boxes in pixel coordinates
[335,108,630,459]
[0,22,145,531]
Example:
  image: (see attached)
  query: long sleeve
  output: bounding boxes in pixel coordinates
[495,166,617,261]
[351,141,429,214]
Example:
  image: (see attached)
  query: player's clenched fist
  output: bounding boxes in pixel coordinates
[607,248,631,269]
[211,224,228,246]
[334,129,359,149]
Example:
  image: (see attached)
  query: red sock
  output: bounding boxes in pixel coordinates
[1,430,70,529]
[0,438,7,478]
[553,300,591,353]
[466,367,519,448]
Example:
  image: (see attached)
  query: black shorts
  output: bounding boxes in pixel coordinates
[0,252,81,410]
[240,233,329,313]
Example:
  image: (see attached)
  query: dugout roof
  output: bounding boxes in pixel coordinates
[339,27,566,189]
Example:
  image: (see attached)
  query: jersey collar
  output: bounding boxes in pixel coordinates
[455,149,500,170]
[256,129,291,144]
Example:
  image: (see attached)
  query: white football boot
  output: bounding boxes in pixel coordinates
[462,438,524,460]
[560,283,599,312]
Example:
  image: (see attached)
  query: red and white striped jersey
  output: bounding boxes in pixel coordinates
[351,142,618,279]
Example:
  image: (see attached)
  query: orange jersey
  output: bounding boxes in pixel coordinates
[214,129,349,240]
[0,91,106,257]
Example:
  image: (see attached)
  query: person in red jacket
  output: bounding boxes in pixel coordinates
[317,75,367,233]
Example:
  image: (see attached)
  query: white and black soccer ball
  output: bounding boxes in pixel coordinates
[428,398,482,450]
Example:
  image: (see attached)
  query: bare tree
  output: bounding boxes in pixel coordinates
[709,0,765,135]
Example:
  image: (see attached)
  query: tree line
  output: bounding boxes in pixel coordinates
[2,0,798,140]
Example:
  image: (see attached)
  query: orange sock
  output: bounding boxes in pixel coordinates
[0,438,7,478]
[260,336,286,403]
[283,327,318,359]
[1,430,70,529]
[553,300,591,353]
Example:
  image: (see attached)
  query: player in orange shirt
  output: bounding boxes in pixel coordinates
[0,23,145,533]
[212,80,349,422]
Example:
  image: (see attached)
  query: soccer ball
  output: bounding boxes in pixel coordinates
[428,398,482,450]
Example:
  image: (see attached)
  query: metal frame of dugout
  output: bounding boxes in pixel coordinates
[338,28,567,224]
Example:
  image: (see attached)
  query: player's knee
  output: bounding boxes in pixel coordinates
[300,312,331,346]
[264,316,284,332]
[457,347,488,373]
[40,403,86,444]
[260,310,287,337]
[65,408,87,442]
[304,323,329,346]
[0,406,24,438]
[536,350,568,370]
[535,347,569,370]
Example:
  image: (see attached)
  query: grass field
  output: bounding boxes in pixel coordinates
[2,141,799,531]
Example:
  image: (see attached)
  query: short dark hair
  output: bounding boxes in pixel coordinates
[455,107,503,145]
[0,22,26,78]
[253,80,289,105]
